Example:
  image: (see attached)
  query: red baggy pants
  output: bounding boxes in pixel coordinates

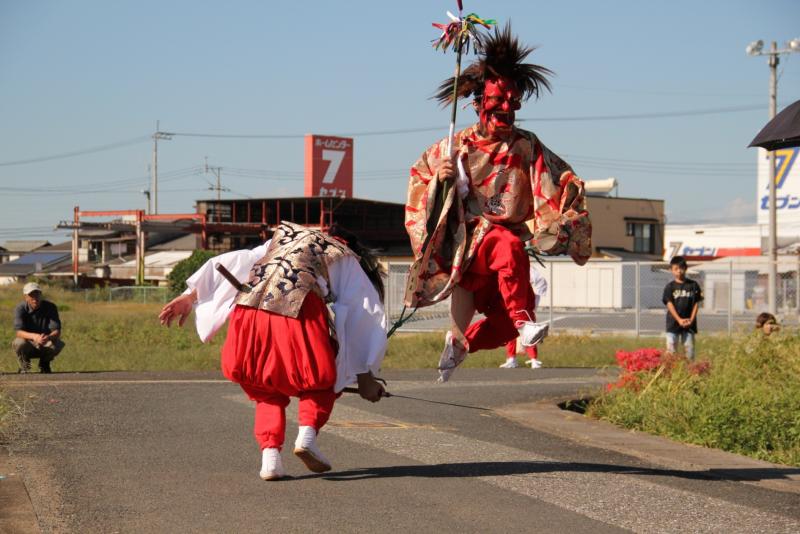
[221,293,338,450]
[459,225,537,353]
[505,339,538,359]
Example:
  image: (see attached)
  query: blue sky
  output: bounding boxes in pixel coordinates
[1,0,799,243]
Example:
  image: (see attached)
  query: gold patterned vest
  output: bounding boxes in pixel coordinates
[234,221,354,318]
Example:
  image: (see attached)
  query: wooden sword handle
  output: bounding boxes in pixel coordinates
[215,264,251,293]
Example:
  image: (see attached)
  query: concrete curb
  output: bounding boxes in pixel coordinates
[497,398,800,495]
[0,450,40,533]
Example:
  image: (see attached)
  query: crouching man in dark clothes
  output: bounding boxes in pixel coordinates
[12,282,64,373]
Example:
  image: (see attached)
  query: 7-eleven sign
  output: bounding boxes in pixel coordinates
[304,134,354,198]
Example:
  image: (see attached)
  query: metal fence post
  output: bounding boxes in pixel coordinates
[796,254,800,311]
[728,261,733,336]
[548,261,554,331]
[635,262,641,337]
[385,261,392,319]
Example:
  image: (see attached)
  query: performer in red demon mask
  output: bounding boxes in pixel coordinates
[404,24,592,382]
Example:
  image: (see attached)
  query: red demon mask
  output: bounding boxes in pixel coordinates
[479,76,522,138]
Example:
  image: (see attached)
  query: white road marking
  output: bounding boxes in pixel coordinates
[0,379,230,387]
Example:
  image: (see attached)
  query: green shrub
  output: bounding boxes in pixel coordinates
[588,333,800,466]
[167,250,217,297]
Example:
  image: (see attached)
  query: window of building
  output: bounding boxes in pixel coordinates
[629,222,655,253]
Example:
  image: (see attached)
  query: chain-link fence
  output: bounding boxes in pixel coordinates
[385,257,800,335]
[82,286,171,304]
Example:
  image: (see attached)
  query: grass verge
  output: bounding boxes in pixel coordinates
[1,283,733,372]
[587,334,800,466]
[385,332,660,369]
[1,285,224,373]
[1,282,662,371]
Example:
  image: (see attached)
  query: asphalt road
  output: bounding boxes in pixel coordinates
[3,369,800,533]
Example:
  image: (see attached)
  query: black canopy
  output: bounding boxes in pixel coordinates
[749,99,800,151]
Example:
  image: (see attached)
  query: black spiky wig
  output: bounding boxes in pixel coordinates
[434,24,553,107]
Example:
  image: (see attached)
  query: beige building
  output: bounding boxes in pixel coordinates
[585,196,665,259]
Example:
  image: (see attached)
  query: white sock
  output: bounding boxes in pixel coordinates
[260,447,285,480]
[293,425,332,472]
[295,425,317,449]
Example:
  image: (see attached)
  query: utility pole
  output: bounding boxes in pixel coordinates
[204,157,228,202]
[152,120,173,215]
[142,189,151,214]
[72,206,80,287]
[747,38,800,314]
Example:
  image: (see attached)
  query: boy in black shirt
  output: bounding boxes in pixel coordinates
[662,256,703,360]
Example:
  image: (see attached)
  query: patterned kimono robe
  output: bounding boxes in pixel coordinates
[404,124,592,308]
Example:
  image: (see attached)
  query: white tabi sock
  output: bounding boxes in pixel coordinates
[293,426,332,473]
[514,311,550,347]
[259,447,286,481]
[499,357,519,368]
[437,331,468,383]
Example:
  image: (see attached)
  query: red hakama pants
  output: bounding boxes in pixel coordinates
[221,293,337,450]
[505,339,538,359]
[459,225,537,353]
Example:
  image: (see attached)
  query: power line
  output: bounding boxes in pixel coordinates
[0,167,203,195]
[556,83,763,98]
[164,103,768,140]
[569,162,751,177]
[560,154,750,168]
[0,136,151,167]
[0,102,773,171]
[518,104,766,122]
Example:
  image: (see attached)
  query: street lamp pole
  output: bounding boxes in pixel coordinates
[767,41,778,315]
[747,38,800,314]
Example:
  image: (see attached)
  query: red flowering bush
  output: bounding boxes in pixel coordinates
[607,348,710,391]
[615,348,662,373]
[590,335,800,466]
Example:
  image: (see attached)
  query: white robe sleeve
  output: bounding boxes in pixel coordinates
[328,256,388,393]
[184,241,270,343]
[530,265,548,310]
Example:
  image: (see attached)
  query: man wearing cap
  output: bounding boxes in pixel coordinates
[12,283,64,373]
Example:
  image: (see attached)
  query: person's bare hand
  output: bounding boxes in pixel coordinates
[680,318,691,328]
[356,372,384,403]
[159,293,195,327]
[436,157,457,183]
[34,333,47,345]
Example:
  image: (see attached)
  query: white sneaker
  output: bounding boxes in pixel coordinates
[499,358,519,369]
[293,425,332,473]
[525,359,543,369]
[259,447,286,481]
[437,331,468,383]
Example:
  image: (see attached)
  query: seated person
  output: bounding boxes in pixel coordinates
[13,282,64,374]
[755,312,780,336]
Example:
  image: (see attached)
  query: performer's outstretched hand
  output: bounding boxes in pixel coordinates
[436,156,457,183]
[159,290,197,327]
[356,372,385,403]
